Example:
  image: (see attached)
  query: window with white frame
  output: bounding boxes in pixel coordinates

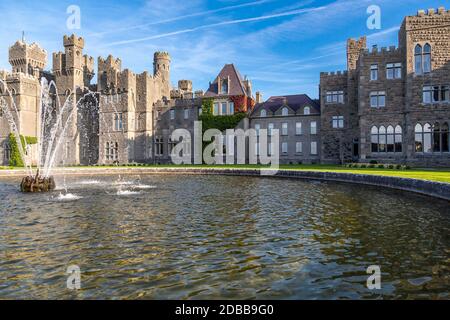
[221,102,227,115]
[296,142,303,153]
[282,107,289,116]
[282,142,288,154]
[326,91,344,104]
[370,91,386,108]
[260,109,267,117]
[370,64,378,81]
[310,141,318,155]
[386,63,402,79]
[213,103,219,115]
[281,123,288,136]
[296,122,302,135]
[332,116,344,128]
[310,121,317,135]
[170,109,175,120]
[221,79,228,94]
[198,107,202,116]
[423,85,450,104]
[114,113,123,131]
[268,123,274,136]
[229,102,234,115]
[304,106,311,115]
[255,123,261,136]
[184,109,189,119]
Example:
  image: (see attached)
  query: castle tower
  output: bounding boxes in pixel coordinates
[153,51,171,98]
[52,34,95,165]
[8,40,47,76]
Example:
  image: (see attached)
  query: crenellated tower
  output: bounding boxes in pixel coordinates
[8,40,47,77]
[52,34,95,165]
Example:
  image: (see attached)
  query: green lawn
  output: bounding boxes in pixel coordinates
[2,164,450,183]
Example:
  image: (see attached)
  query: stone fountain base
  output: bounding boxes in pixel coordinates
[20,171,56,192]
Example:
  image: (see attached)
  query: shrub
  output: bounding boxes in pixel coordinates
[388,164,394,169]
[378,164,385,169]
[369,160,378,164]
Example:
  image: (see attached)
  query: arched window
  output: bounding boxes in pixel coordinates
[415,44,432,75]
[415,45,423,75]
[395,125,402,152]
[423,43,431,73]
[371,125,403,153]
[371,126,378,153]
[260,109,267,117]
[387,125,394,152]
[304,106,310,115]
[282,107,288,116]
[378,126,386,152]
[415,123,432,153]
[423,123,432,153]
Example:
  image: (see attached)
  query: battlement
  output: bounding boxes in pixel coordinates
[98,55,122,71]
[9,40,47,71]
[320,70,348,77]
[83,55,95,73]
[6,72,39,81]
[63,34,85,48]
[178,80,192,92]
[416,7,449,17]
[362,45,401,56]
[154,51,171,60]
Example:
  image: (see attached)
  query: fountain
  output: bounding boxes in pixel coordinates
[0,77,99,192]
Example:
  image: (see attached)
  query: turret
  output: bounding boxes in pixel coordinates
[8,40,47,77]
[63,34,85,72]
[153,51,170,82]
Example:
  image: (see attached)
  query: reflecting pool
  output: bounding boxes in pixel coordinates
[0,174,449,299]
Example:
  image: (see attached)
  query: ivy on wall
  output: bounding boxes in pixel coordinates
[199,113,247,132]
[201,98,214,115]
[8,133,37,167]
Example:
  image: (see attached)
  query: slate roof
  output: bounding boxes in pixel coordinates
[204,64,248,97]
[250,94,320,116]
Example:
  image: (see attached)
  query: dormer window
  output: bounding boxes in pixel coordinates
[260,109,267,117]
[221,79,228,94]
[281,107,288,116]
[304,106,311,115]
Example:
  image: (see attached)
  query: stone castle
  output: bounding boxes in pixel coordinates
[0,7,449,167]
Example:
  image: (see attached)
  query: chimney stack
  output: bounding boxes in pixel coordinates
[256,91,263,104]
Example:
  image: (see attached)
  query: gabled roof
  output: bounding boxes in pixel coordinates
[204,64,247,97]
[251,94,320,116]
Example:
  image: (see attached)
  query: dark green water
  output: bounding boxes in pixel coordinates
[0,174,449,299]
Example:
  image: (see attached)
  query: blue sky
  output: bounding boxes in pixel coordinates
[0,0,446,99]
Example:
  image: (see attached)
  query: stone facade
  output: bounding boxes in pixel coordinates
[250,95,321,164]
[321,7,450,166]
[0,7,448,168]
